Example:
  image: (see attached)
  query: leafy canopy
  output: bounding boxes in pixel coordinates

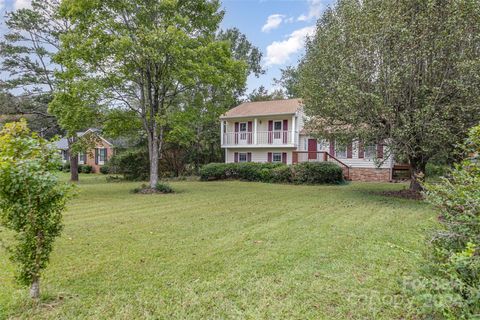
[0,119,72,288]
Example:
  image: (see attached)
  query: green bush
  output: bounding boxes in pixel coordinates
[62,162,70,172]
[292,162,344,184]
[78,165,93,174]
[426,163,451,178]
[100,165,110,175]
[155,182,174,193]
[108,149,149,181]
[200,162,344,185]
[406,125,480,319]
[270,165,293,183]
[200,162,284,181]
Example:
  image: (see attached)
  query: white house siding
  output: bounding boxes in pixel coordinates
[298,135,394,169]
[225,148,295,165]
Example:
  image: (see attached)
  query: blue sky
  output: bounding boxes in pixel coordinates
[0,0,334,94]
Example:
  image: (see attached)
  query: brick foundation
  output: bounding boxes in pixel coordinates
[349,168,391,182]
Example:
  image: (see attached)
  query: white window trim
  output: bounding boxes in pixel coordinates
[272,152,282,163]
[79,153,87,165]
[238,152,248,163]
[98,148,107,165]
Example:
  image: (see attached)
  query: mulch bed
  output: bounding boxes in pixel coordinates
[378,189,424,200]
[133,188,171,195]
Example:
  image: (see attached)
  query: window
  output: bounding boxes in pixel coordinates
[318,140,328,151]
[335,145,347,158]
[79,153,86,164]
[273,121,282,140]
[62,150,69,161]
[239,153,247,163]
[365,145,376,159]
[97,148,107,164]
[272,153,282,163]
[239,122,247,141]
[274,121,282,131]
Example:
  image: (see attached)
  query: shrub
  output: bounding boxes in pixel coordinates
[270,165,293,183]
[200,162,344,185]
[100,165,110,175]
[292,162,344,184]
[155,182,174,193]
[426,163,451,178]
[406,125,480,319]
[108,149,149,181]
[199,162,285,181]
[62,162,70,172]
[78,165,93,174]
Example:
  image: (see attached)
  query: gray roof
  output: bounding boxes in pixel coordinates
[55,129,111,150]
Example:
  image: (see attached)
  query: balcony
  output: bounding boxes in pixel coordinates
[222,131,298,147]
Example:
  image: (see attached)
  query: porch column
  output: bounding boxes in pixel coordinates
[291,115,296,144]
[220,120,224,145]
[254,118,258,145]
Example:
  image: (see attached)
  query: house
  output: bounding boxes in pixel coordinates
[56,129,114,173]
[220,99,395,182]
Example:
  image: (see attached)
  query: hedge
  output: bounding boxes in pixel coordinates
[200,162,344,185]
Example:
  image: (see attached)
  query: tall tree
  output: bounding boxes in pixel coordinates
[0,0,64,136]
[0,0,95,182]
[274,66,300,99]
[58,0,247,188]
[247,85,285,102]
[299,0,480,190]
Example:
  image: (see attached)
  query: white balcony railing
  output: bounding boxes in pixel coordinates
[222,131,297,146]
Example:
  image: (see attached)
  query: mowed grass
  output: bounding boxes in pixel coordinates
[0,174,436,319]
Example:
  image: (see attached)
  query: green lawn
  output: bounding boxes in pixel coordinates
[0,175,436,319]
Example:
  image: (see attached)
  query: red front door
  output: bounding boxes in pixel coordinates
[308,139,317,160]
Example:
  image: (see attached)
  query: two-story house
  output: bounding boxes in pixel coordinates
[220,99,395,182]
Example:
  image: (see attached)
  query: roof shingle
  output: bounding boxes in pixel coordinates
[221,99,302,118]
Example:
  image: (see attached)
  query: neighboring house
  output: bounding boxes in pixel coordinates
[56,129,114,173]
[220,99,395,182]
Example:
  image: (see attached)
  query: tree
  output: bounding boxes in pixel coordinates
[247,85,285,102]
[407,125,480,318]
[0,119,72,299]
[274,66,300,99]
[58,0,247,188]
[0,0,64,136]
[165,28,264,171]
[0,0,95,182]
[299,0,480,190]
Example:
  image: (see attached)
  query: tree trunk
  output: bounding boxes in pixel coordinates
[70,151,79,182]
[409,159,427,191]
[149,135,159,189]
[30,278,40,299]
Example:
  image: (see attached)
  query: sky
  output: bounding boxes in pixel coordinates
[0,0,335,94]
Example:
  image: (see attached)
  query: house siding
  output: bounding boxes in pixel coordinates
[225,148,294,165]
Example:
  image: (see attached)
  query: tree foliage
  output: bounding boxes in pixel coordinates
[247,85,285,102]
[58,0,247,188]
[0,0,66,137]
[0,119,72,299]
[299,0,480,190]
[406,125,480,318]
[274,66,300,99]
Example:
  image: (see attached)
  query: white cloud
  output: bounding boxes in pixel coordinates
[298,0,324,21]
[265,26,316,66]
[261,14,285,33]
[14,0,32,10]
